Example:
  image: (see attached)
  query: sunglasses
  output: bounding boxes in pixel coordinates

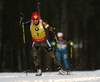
[33,19,39,21]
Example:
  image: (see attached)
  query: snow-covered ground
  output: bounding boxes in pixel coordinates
[0,70,100,82]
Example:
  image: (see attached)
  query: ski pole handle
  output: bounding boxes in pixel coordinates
[19,13,24,26]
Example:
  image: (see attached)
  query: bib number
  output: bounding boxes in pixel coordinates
[37,33,39,36]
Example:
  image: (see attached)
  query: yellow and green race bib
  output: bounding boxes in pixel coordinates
[30,20,46,42]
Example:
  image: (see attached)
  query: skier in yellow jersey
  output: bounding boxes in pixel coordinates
[19,12,65,76]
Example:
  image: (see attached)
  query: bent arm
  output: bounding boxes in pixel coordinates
[42,21,55,32]
[19,19,31,27]
[42,21,52,29]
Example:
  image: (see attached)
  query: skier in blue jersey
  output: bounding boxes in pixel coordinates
[56,32,70,75]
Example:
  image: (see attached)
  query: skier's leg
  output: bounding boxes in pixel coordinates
[63,52,70,75]
[32,46,42,76]
[63,53,69,70]
[41,40,60,66]
[44,47,59,66]
[56,52,61,65]
[44,47,65,75]
[32,47,39,67]
[41,40,65,75]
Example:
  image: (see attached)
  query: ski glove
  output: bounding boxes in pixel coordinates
[20,13,24,18]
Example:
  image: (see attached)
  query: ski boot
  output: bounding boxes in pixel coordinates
[58,65,65,75]
[36,69,42,76]
[59,69,65,75]
[66,69,70,75]
[66,71,70,75]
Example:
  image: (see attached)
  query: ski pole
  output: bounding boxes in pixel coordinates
[22,22,25,43]
[69,41,73,74]
[55,35,61,51]
[70,41,74,59]
[19,13,26,43]
[19,13,27,76]
[37,2,41,17]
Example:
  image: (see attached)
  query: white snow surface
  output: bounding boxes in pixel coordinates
[0,70,100,82]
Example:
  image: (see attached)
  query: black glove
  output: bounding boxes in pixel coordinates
[49,27,56,33]
[53,27,56,33]
[20,13,24,18]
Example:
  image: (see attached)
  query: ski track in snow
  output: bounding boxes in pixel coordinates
[0,70,100,82]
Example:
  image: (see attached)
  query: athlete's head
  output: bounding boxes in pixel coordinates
[32,12,39,24]
[57,32,63,40]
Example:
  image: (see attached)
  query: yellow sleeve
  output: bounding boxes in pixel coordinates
[45,24,49,29]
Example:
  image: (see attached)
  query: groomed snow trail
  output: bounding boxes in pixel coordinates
[0,70,100,82]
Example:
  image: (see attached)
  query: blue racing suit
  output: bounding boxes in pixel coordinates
[56,40,69,70]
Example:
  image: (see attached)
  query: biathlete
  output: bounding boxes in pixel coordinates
[51,32,70,75]
[19,12,65,76]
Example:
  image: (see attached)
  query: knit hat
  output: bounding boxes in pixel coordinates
[57,32,63,37]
